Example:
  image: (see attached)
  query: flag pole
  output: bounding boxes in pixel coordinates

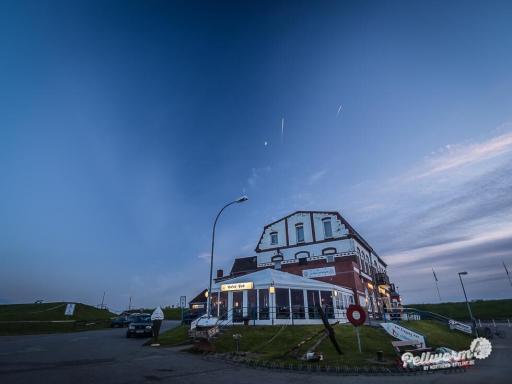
[504,261,512,287]
[432,268,442,302]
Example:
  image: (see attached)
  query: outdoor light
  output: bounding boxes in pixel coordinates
[269,282,275,294]
[457,271,478,337]
[204,290,208,298]
[206,196,249,318]
[236,195,249,203]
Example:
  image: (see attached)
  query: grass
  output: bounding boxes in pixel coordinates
[407,299,512,321]
[163,307,183,320]
[157,325,190,346]
[400,320,472,351]
[0,302,116,336]
[158,320,473,367]
[215,324,398,366]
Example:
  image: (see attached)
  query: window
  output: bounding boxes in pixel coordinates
[326,255,335,263]
[258,289,269,320]
[276,288,290,319]
[296,224,305,243]
[322,247,336,255]
[270,232,278,245]
[322,218,333,238]
[248,289,257,320]
[295,251,310,259]
[307,290,321,319]
[320,291,334,319]
[290,289,305,319]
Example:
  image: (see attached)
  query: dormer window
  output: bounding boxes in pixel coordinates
[270,232,278,245]
[322,218,333,238]
[295,223,304,243]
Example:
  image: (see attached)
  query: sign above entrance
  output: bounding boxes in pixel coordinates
[302,266,336,279]
[220,282,254,292]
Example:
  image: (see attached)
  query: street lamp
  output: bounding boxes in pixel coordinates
[206,196,248,318]
[458,271,478,336]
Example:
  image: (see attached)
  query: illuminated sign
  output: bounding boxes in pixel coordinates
[220,282,254,291]
[401,337,492,371]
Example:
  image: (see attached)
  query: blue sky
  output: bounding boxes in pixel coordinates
[1,0,512,310]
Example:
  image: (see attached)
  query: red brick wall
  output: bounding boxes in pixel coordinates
[279,256,368,304]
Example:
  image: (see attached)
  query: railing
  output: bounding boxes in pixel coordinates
[206,305,345,326]
[374,272,390,286]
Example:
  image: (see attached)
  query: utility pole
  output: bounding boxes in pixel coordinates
[100,291,106,309]
[503,261,512,287]
[432,268,442,302]
[128,296,132,311]
[458,272,478,337]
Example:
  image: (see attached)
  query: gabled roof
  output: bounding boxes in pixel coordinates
[212,268,353,293]
[230,256,258,275]
[255,210,387,267]
[189,288,207,304]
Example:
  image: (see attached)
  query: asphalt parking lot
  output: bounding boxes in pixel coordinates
[1,322,511,384]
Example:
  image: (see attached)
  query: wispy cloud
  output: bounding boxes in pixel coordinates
[415,131,512,178]
[308,169,327,185]
[247,165,272,187]
[339,127,512,303]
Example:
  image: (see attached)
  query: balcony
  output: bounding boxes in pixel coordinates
[375,272,390,287]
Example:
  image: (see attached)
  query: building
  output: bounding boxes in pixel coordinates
[222,211,400,318]
[208,268,354,325]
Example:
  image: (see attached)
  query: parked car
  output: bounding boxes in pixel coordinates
[126,314,152,338]
[110,315,130,328]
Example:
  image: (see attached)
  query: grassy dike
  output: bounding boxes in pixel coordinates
[158,320,472,367]
[407,299,512,321]
[0,302,116,335]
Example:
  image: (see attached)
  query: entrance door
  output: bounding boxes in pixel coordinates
[232,291,244,322]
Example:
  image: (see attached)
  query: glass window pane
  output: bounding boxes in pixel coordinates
[275,288,290,319]
[290,289,305,319]
[320,291,334,319]
[307,290,320,319]
[248,289,257,320]
[258,289,269,320]
[219,291,228,320]
[296,225,304,242]
[323,220,333,238]
[233,291,243,322]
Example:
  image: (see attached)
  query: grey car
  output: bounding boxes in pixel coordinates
[126,314,152,338]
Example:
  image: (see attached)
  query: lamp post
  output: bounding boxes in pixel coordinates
[206,196,248,318]
[458,271,477,336]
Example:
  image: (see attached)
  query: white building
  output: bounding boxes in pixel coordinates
[208,268,354,325]
[224,211,398,318]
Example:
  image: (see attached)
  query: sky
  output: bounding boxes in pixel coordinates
[1,0,512,311]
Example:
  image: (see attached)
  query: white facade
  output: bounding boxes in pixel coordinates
[255,211,387,275]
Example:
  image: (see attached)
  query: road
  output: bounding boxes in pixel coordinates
[1,322,510,384]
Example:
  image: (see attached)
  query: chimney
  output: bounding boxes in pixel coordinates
[216,269,223,278]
